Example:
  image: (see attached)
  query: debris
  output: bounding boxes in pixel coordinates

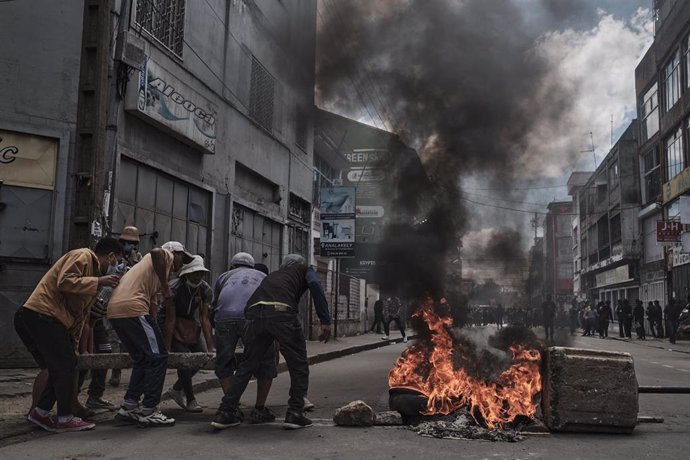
[409,410,524,442]
[374,411,403,426]
[333,400,374,426]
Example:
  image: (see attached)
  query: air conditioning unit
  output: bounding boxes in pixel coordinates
[119,31,146,71]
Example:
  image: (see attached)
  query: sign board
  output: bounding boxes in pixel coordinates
[671,244,690,267]
[126,55,217,153]
[595,265,631,288]
[0,130,57,190]
[657,220,686,243]
[320,186,355,258]
[663,166,690,203]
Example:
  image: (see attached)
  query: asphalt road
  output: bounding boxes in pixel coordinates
[1,332,689,460]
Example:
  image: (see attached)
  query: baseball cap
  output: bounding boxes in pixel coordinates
[161,241,194,264]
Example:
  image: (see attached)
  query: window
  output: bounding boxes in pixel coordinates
[135,0,186,57]
[664,50,681,111]
[665,127,684,181]
[608,161,619,189]
[596,184,607,205]
[640,83,659,141]
[610,214,622,244]
[249,57,276,132]
[641,148,661,204]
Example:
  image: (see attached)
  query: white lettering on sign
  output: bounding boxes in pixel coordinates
[148,78,216,125]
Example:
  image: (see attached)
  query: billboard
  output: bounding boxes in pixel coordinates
[657,220,687,243]
[320,186,356,257]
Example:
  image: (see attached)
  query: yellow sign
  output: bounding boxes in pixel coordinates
[0,130,57,190]
[663,166,690,203]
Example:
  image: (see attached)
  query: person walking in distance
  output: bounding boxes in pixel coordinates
[211,254,331,430]
[597,301,612,338]
[161,256,215,413]
[654,300,665,338]
[646,301,658,338]
[496,303,504,329]
[107,241,193,427]
[541,294,556,341]
[633,300,646,340]
[615,300,625,337]
[621,299,633,338]
[13,238,123,432]
[381,294,407,342]
[369,297,384,334]
[211,253,279,424]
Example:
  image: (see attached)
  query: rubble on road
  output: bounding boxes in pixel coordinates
[374,411,403,426]
[409,409,524,442]
[333,400,375,426]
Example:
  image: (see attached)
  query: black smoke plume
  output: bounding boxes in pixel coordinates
[317,0,573,304]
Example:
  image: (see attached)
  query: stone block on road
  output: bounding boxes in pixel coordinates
[541,347,638,433]
[333,400,375,426]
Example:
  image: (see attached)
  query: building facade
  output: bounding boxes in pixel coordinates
[542,201,574,305]
[577,122,641,304]
[636,0,690,304]
[0,0,319,365]
[567,172,593,301]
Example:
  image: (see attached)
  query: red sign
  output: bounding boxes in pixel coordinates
[657,220,685,242]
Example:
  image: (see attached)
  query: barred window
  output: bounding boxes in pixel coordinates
[664,50,681,111]
[135,0,186,57]
[249,57,275,132]
[665,127,684,181]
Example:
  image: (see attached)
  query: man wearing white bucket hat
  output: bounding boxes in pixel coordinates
[160,255,214,412]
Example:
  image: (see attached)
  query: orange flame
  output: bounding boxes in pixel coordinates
[388,297,542,429]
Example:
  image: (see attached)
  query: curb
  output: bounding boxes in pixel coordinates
[608,336,690,355]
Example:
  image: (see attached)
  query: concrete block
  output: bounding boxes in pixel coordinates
[541,347,638,433]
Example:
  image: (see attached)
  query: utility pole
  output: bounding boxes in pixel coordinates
[70,0,111,248]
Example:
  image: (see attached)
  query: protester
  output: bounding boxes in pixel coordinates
[107,226,143,388]
[541,294,556,341]
[597,301,613,338]
[633,300,646,340]
[212,254,331,430]
[381,295,407,342]
[369,297,384,334]
[654,300,665,338]
[615,300,625,338]
[646,301,658,338]
[161,255,215,413]
[621,299,633,338]
[107,241,193,427]
[211,253,279,424]
[665,298,681,344]
[14,237,123,432]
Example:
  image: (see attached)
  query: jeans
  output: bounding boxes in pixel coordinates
[14,308,76,416]
[220,307,307,412]
[369,313,383,333]
[111,315,168,410]
[214,320,277,380]
[383,316,405,337]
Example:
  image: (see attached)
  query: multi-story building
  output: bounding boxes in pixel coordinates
[542,201,574,305]
[635,0,690,303]
[0,0,318,364]
[567,172,593,301]
[577,121,641,304]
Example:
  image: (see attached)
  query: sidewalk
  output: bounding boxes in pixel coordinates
[0,330,411,444]
[604,323,690,354]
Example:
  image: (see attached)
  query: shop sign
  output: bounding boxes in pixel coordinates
[671,244,690,267]
[657,220,687,243]
[663,167,690,203]
[595,265,630,288]
[0,130,57,190]
[126,55,217,153]
[320,186,355,258]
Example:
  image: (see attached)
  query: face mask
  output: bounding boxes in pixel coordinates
[186,279,203,289]
[123,243,138,254]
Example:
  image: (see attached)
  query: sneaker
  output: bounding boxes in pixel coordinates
[403,336,408,343]
[166,388,186,410]
[186,399,203,413]
[303,397,315,412]
[86,396,117,411]
[211,409,243,430]
[283,410,313,430]
[249,407,276,424]
[27,408,56,432]
[136,410,175,427]
[381,336,389,340]
[54,416,95,433]
[115,404,140,423]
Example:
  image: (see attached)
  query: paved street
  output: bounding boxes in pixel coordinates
[1,329,688,460]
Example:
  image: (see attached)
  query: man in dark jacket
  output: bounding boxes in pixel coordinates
[211,254,331,431]
[633,300,646,340]
[369,298,384,334]
[541,295,556,341]
[598,301,613,338]
[621,299,633,338]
